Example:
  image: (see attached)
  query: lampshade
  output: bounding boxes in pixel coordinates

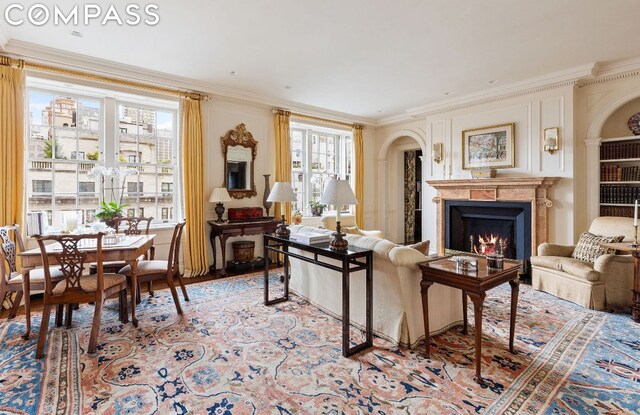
[320,179,358,206]
[209,187,232,203]
[267,182,297,202]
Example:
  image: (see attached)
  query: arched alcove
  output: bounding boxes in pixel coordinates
[377,128,426,242]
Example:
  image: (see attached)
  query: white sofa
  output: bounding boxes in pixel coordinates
[320,214,384,239]
[287,225,463,347]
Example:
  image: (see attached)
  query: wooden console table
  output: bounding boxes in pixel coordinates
[208,219,279,276]
[418,256,521,383]
[263,234,374,357]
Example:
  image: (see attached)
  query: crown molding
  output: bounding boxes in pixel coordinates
[400,63,595,119]
[3,40,376,127]
[577,57,640,88]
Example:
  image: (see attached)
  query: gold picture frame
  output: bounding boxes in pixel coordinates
[462,123,515,170]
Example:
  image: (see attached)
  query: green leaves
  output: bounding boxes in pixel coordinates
[95,200,128,220]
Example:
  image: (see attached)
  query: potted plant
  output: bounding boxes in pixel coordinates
[292,210,303,224]
[88,166,139,227]
[309,201,326,217]
[95,200,128,227]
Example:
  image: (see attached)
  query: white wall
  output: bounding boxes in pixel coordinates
[375,85,575,248]
[201,98,274,268]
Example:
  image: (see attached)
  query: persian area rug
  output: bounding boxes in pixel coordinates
[0,271,638,414]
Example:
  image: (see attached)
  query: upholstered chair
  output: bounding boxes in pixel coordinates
[531,216,634,311]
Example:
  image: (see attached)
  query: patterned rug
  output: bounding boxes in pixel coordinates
[0,271,638,414]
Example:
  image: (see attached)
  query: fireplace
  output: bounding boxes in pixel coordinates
[445,201,532,261]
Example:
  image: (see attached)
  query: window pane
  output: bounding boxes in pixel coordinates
[78,99,100,132]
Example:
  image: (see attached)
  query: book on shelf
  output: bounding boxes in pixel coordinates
[601,140,640,160]
[291,232,331,244]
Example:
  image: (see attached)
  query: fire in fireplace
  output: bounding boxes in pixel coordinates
[472,234,509,256]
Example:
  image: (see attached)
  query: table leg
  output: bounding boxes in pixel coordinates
[632,253,640,322]
[283,244,289,300]
[468,292,486,384]
[209,229,217,274]
[341,258,350,357]
[421,279,434,358]
[462,290,468,335]
[263,236,269,305]
[219,235,228,277]
[21,271,32,340]
[508,279,519,354]
[129,260,139,327]
[365,253,373,345]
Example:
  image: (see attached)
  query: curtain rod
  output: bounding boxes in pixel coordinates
[0,55,209,101]
[282,110,366,130]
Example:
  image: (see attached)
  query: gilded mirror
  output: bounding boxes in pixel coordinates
[221,123,257,199]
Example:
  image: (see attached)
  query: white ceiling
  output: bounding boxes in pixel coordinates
[1,0,640,121]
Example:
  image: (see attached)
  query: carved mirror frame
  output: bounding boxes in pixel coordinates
[221,123,258,199]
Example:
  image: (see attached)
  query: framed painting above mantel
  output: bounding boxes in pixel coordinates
[462,123,515,170]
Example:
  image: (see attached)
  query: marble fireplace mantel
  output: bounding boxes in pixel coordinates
[426,177,561,255]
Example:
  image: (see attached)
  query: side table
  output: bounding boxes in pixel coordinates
[208,219,279,276]
[418,256,521,383]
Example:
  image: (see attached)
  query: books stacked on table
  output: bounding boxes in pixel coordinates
[291,232,331,245]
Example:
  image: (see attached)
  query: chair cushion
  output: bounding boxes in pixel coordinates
[52,273,126,295]
[571,232,624,262]
[119,260,168,277]
[530,255,600,281]
[18,267,65,283]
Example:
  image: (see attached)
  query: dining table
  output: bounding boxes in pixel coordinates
[19,234,155,337]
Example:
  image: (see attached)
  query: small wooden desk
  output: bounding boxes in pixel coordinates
[601,242,640,322]
[418,256,521,383]
[263,234,374,357]
[19,234,155,333]
[208,219,279,276]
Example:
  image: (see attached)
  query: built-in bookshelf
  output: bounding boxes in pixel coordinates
[600,135,640,217]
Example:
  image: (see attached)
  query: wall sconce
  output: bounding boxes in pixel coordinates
[432,142,443,164]
[543,127,559,154]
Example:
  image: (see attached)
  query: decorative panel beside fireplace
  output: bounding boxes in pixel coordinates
[445,201,531,260]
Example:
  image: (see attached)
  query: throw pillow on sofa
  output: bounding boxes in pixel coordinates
[408,240,430,255]
[571,232,624,263]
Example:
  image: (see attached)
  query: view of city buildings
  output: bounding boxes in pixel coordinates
[26,89,178,232]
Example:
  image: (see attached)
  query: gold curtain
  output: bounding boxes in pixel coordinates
[181,98,207,276]
[0,62,25,229]
[353,124,365,228]
[274,109,292,223]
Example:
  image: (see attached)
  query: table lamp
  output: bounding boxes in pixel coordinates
[209,187,232,223]
[267,182,297,238]
[320,179,358,251]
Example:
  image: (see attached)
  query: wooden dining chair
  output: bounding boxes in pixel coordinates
[0,225,65,339]
[120,220,188,314]
[33,233,129,358]
[89,217,156,302]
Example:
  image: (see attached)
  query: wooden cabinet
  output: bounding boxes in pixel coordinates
[600,135,640,218]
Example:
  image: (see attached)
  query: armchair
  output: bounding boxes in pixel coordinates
[531,216,635,311]
[320,213,383,239]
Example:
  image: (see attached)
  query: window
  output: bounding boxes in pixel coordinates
[161,182,173,192]
[25,79,179,231]
[33,180,53,193]
[290,122,353,214]
[161,207,173,221]
[78,182,95,193]
[127,181,143,193]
